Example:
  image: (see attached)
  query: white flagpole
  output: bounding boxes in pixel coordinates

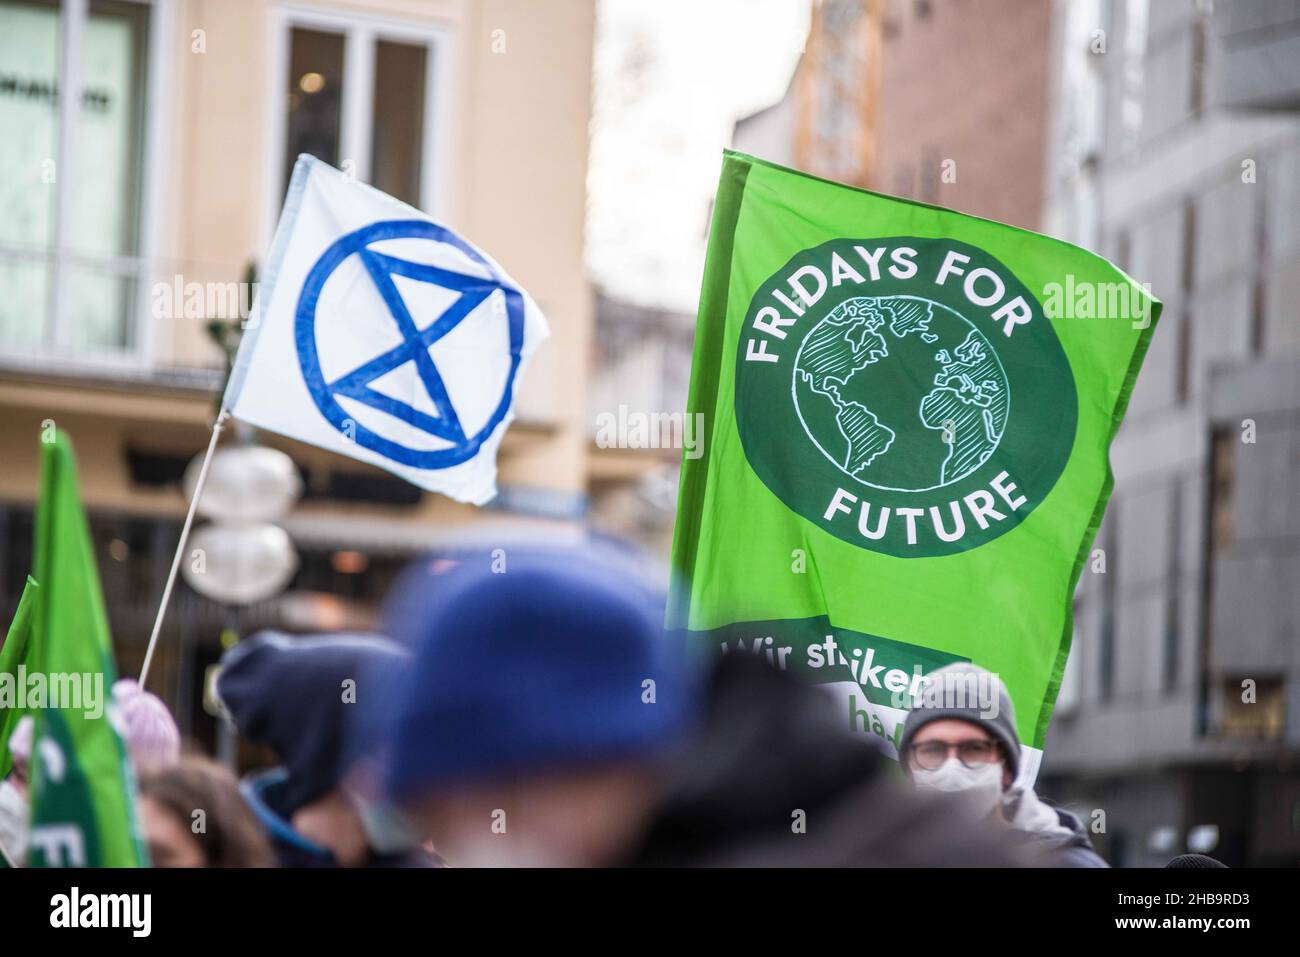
[139,409,230,688]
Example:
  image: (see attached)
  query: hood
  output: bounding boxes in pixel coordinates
[218,631,407,813]
[241,769,336,868]
[241,768,444,869]
[1003,787,1108,867]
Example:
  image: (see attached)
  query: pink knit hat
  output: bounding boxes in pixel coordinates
[112,679,181,773]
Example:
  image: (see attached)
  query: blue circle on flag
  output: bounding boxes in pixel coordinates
[295,219,526,470]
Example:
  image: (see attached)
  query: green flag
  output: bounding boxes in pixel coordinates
[669,152,1159,778]
[0,575,39,781]
[26,431,147,867]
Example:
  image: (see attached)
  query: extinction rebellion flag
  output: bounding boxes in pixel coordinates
[27,432,148,867]
[668,151,1160,780]
[225,155,549,505]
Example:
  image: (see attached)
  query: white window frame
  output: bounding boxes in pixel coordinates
[260,4,455,254]
[0,0,172,372]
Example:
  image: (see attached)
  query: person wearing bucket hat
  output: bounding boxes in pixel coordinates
[899,662,1106,867]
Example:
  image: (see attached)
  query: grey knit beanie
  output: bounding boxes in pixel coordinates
[897,662,1021,781]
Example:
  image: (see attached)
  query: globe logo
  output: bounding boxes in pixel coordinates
[733,236,1078,558]
[791,295,1010,493]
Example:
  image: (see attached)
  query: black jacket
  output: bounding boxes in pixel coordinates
[622,653,1025,867]
[1009,805,1109,868]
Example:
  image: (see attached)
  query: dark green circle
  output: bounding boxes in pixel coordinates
[734,237,1077,558]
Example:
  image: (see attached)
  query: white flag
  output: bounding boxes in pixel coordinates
[224,155,549,505]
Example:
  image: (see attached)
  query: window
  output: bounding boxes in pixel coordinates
[1250,173,1269,355]
[0,0,158,359]
[370,40,427,206]
[1214,676,1285,740]
[1117,0,1148,156]
[1209,429,1234,553]
[283,28,344,194]
[1189,12,1207,120]
[1177,198,1196,402]
[1162,479,1182,691]
[269,9,446,232]
[1097,513,1118,702]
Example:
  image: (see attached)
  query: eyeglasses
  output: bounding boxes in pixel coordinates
[908,739,1001,770]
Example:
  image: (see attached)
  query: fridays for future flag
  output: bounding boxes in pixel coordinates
[27,432,147,867]
[0,575,38,782]
[669,151,1160,780]
[225,155,549,504]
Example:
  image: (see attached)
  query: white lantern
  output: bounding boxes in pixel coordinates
[181,523,300,605]
[183,445,302,523]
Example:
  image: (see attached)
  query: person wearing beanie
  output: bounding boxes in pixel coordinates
[379,542,692,867]
[378,541,1024,868]
[897,662,1107,868]
[2,684,178,867]
[216,631,439,868]
[112,679,181,774]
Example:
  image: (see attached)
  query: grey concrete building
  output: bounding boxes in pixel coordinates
[1040,0,1300,866]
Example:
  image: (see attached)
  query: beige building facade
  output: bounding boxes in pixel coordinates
[0,0,596,731]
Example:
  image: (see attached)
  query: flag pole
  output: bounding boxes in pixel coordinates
[139,409,230,688]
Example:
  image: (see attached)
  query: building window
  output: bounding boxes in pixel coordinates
[1213,676,1285,740]
[798,0,871,188]
[1250,171,1269,355]
[1189,12,1207,120]
[283,28,345,194]
[1117,0,1148,156]
[1097,513,1118,702]
[1177,198,1196,402]
[272,11,446,222]
[0,0,156,359]
[1163,478,1182,692]
[370,40,427,206]
[1209,429,1234,553]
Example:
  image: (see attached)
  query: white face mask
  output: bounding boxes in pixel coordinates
[0,779,29,866]
[912,758,1004,817]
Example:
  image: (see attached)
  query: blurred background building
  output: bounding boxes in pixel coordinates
[0,0,596,748]
[2,0,1297,865]
[585,290,693,554]
[1040,0,1300,869]
[733,0,1300,866]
